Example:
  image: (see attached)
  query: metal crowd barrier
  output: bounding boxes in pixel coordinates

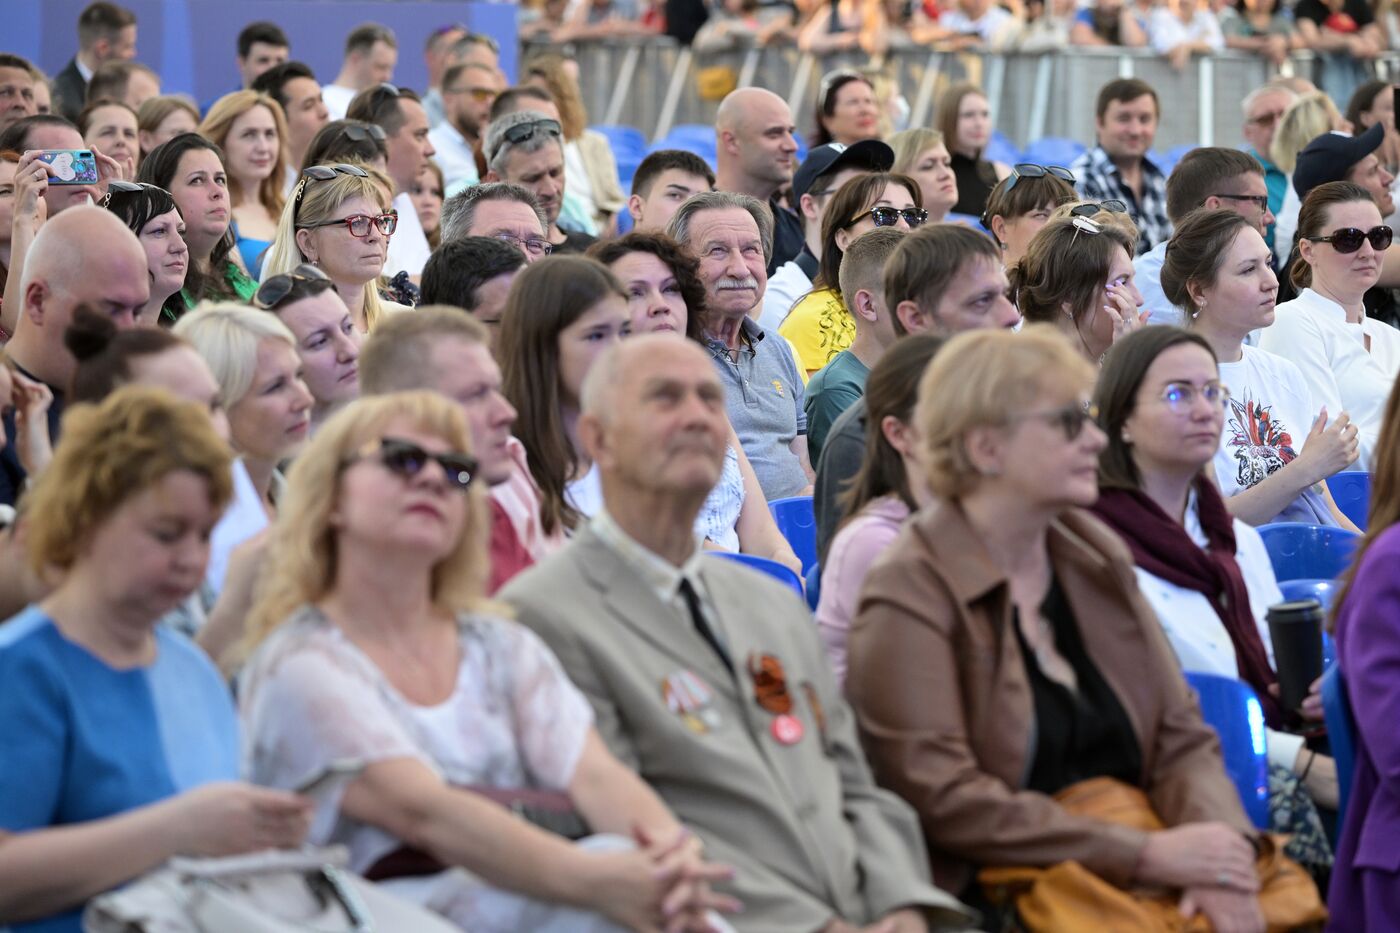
[531,37,1400,152]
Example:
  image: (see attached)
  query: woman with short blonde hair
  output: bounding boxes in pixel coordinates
[889,127,959,224]
[261,165,399,333]
[239,391,736,932]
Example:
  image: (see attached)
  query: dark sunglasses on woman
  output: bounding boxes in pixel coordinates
[1304,225,1394,254]
[850,206,929,228]
[255,263,332,310]
[1069,200,1128,218]
[1005,163,1075,193]
[346,437,479,491]
[1008,400,1100,442]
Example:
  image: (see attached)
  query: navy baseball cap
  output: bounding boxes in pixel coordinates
[792,139,895,200]
[1293,122,1384,199]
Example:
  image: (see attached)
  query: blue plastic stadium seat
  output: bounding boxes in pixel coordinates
[769,496,817,574]
[1257,522,1360,582]
[984,130,1021,166]
[1321,663,1357,824]
[805,563,820,611]
[591,124,648,157]
[1019,136,1085,169]
[711,552,804,600]
[1185,671,1271,829]
[1156,143,1198,176]
[1277,577,1337,609]
[1327,471,1371,531]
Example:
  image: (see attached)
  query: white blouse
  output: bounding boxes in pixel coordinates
[1257,287,1400,471]
[1133,492,1304,770]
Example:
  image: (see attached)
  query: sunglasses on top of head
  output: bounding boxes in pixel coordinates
[1303,225,1393,254]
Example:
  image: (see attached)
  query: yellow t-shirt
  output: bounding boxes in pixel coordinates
[778,287,854,376]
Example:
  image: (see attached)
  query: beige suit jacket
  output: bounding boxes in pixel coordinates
[500,525,972,932]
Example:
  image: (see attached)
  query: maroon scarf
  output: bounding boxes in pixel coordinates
[1092,477,1284,728]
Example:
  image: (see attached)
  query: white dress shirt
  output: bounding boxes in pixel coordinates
[321,84,357,122]
[427,120,481,192]
[1257,287,1400,470]
[1133,239,1188,329]
[757,260,812,332]
[385,190,432,279]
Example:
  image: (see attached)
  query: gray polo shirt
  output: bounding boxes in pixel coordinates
[704,317,809,500]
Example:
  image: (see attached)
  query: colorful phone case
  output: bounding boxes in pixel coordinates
[37,150,100,185]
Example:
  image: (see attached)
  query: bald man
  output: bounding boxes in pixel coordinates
[502,334,970,933]
[1,205,149,504]
[714,88,804,274]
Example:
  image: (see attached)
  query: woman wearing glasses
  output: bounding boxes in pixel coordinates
[239,391,737,933]
[981,163,1078,267]
[1011,211,1147,361]
[261,163,405,335]
[256,264,362,429]
[1091,327,1339,873]
[1161,208,1359,528]
[779,172,925,376]
[138,134,257,321]
[889,128,960,225]
[102,181,190,325]
[846,326,1266,931]
[198,91,291,279]
[1258,181,1400,471]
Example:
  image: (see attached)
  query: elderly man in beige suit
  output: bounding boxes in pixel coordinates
[500,334,972,933]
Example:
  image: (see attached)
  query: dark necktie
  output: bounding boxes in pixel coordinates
[679,576,732,673]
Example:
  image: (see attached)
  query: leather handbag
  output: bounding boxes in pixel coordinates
[83,847,460,933]
[978,777,1329,933]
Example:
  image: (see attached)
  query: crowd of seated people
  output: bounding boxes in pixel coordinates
[7,3,1400,931]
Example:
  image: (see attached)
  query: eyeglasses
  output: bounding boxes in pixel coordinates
[1159,381,1231,415]
[849,206,929,228]
[342,123,387,143]
[1005,163,1075,193]
[1212,193,1270,212]
[1303,225,1394,254]
[489,117,562,160]
[1008,400,1101,442]
[344,437,478,491]
[255,263,332,310]
[101,179,161,207]
[495,231,553,257]
[295,163,371,205]
[299,211,398,239]
[1069,200,1128,218]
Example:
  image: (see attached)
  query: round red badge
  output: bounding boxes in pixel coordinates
[771,713,804,745]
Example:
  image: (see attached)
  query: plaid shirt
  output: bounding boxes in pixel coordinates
[1071,145,1172,254]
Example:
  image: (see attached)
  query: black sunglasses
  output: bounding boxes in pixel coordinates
[489,118,562,161]
[346,437,479,491]
[342,123,387,143]
[1304,225,1394,254]
[255,263,333,310]
[1211,193,1270,212]
[850,206,929,228]
[1069,200,1128,218]
[100,179,163,207]
[1005,163,1075,193]
[294,163,371,210]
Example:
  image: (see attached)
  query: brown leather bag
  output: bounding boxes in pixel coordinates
[978,777,1328,933]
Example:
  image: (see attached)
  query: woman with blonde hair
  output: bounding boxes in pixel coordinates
[1269,90,1350,264]
[199,91,291,277]
[522,51,625,232]
[0,388,311,932]
[136,95,199,158]
[1009,211,1147,361]
[238,391,737,933]
[260,164,402,334]
[889,127,959,224]
[846,325,1279,931]
[173,303,313,519]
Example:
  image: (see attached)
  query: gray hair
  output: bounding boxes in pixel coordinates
[665,190,774,264]
[441,181,547,243]
[1241,81,1298,118]
[484,110,564,176]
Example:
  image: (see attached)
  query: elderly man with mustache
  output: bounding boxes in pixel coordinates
[668,191,813,500]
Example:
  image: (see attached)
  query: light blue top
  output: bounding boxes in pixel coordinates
[231,220,272,279]
[0,606,239,933]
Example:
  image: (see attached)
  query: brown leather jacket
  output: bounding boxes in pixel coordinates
[846,501,1252,896]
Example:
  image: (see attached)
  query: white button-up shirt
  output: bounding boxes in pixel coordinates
[1258,287,1400,470]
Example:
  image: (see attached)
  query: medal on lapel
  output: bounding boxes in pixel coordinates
[747,653,804,745]
[662,669,721,733]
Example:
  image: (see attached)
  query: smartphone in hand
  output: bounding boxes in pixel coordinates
[35,150,100,185]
